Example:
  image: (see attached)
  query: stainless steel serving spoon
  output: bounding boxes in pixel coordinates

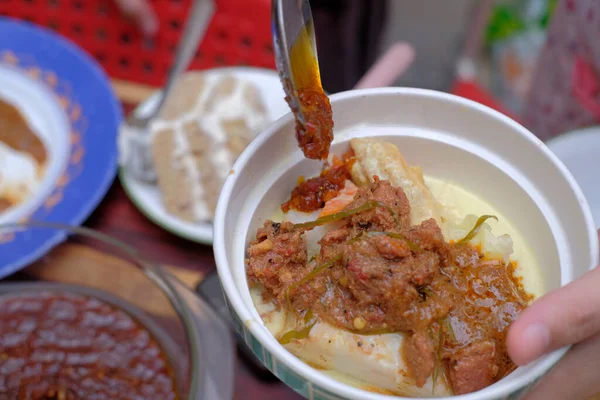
[119,0,215,183]
[272,0,326,134]
[272,0,416,161]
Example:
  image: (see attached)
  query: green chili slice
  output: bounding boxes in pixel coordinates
[278,310,317,344]
[431,316,457,394]
[444,316,456,343]
[432,324,445,394]
[348,231,366,244]
[293,200,390,230]
[457,215,498,244]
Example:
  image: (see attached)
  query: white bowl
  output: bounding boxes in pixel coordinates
[214,88,599,400]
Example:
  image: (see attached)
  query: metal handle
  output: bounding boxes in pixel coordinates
[272,0,320,127]
[139,0,216,124]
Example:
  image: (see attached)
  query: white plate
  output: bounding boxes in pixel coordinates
[119,67,289,245]
[547,126,600,229]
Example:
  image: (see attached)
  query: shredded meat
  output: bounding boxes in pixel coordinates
[319,227,352,260]
[246,178,532,394]
[246,221,308,303]
[292,87,334,160]
[373,235,412,259]
[403,330,435,387]
[347,179,412,231]
[448,340,498,395]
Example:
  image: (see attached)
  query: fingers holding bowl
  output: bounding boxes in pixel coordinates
[507,229,600,366]
[522,332,600,400]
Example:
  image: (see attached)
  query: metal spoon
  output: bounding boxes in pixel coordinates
[272,0,332,160]
[119,0,215,183]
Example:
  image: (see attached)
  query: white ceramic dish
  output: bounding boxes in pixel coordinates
[214,88,599,400]
[546,126,600,229]
[120,67,289,244]
[0,64,70,224]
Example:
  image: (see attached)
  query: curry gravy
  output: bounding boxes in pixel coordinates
[425,177,544,299]
[0,98,47,211]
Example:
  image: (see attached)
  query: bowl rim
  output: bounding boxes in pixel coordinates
[214,87,599,400]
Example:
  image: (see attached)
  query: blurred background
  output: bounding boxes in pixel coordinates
[1,0,575,118]
[1,0,573,137]
[1,0,599,398]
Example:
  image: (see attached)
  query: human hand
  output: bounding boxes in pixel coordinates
[114,0,159,37]
[507,230,600,400]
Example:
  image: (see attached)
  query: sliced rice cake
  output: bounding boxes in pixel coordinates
[150,72,270,223]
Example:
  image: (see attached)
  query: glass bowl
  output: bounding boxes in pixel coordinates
[0,222,234,399]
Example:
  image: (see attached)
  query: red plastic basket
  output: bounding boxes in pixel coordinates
[0,0,275,87]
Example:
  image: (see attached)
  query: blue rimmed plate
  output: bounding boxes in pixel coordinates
[0,18,122,278]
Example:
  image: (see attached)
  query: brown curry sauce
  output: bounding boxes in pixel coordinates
[0,99,46,165]
[286,24,334,161]
[0,98,48,212]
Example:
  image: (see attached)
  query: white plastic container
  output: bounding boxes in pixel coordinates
[214,88,599,400]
